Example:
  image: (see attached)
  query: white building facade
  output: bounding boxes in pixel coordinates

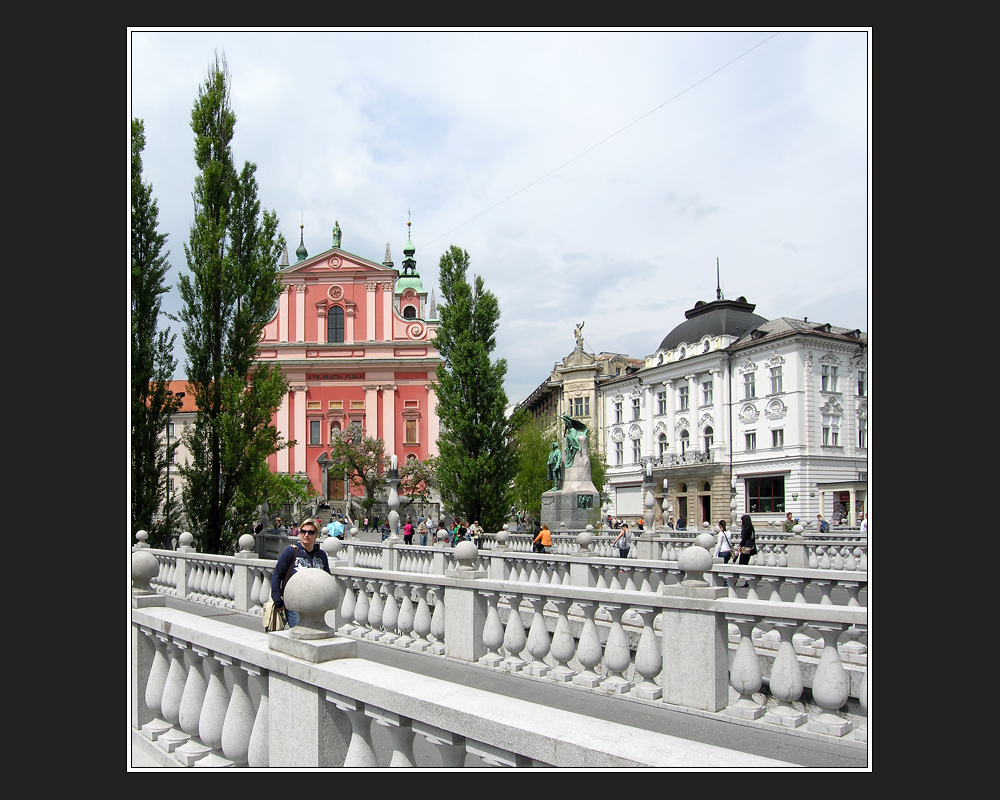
[599,295,868,530]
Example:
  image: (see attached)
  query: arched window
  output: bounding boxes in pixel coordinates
[658,433,667,458]
[703,426,714,451]
[680,429,690,455]
[403,305,416,319]
[328,306,344,343]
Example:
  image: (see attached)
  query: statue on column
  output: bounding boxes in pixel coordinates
[574,321,585,350]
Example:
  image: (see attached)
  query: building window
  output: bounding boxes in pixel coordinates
[858,370,867,397]
[614,401,623,424]
[678,386,689,412]
[328,306,345,343]
[573,397,590,417]
[680,429,690,455]
[658,433,667,458]
[769,366,783,394]
[746,476,785,513]
[405,419,418,445]
[632,439,641,463]
[772,428,784,448]
[745,432,756,452]
[743,372,756,400]
[702,380,713,406]
[704,426,714,451]
[822,416,840,446]
[167,422,175,438]
[822,365,839,392]
[858,418,868,448]
[657,391,666,416]
[310,420,321,445]
[631,397,640,421]
[615,440,623,466]
[403,305,416,319]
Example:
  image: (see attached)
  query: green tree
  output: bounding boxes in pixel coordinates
[511,414,556,521]
[433,246,518,530]
[325,423,387,519]
[398,456,437,515]
[177,55,289,555]
[131,117,179,548]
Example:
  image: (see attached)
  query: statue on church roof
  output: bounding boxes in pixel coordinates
[574,321,585,350]
[332,220,342,249]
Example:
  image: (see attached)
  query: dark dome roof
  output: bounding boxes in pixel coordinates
[657,296,767,352]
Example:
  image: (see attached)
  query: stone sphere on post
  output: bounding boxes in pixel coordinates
[134,530,148,548]
[322,536,343,561]
[678,532,716,585]
[131,550,160,592]
[453,540,479,572]
[238,533,255,553]
[178,531,194,548]
[282,570,341,640]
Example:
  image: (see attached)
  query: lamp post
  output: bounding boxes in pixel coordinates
[165,390,184,540]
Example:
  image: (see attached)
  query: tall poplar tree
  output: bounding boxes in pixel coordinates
[177,54,289,555]
[433,246,517,530]
[131,118,178,547]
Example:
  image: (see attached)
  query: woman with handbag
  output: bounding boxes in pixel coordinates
[737,514,756,565]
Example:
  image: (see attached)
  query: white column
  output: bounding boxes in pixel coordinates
[364,385,379,437]
[426,384,439,457]
[292,384,307,474]
[382,385,396,455]
[277,392,291,473]
[666,379,677,456]
[295,285,306,342]
[711,367,725,460]
[381,280,394,341]
[366,282,377,342]
[279,285,291,343]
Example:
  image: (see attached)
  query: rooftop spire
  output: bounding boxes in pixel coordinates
[296,218,308,262]
[716,258,723,300]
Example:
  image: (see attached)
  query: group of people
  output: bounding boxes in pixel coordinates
[713,515,758,564]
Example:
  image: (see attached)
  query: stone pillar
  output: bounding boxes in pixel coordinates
[366,281,377,342]
[295,284,306,342]
[268,673,351,767]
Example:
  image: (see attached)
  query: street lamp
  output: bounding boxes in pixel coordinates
[165,390,184,541]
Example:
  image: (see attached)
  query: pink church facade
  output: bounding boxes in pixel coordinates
[256,226,441,504]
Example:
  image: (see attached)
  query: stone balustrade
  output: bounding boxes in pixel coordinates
[133,530,868,763]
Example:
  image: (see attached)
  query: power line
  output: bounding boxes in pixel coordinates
[419,32,780,252]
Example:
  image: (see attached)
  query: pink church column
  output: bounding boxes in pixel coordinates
[380,280,393,341]
[295,285,306,342]
[382,384,396,456]
[366,281,377,342]
[292,384,307,474]
[426,383,439,457]
[279,285,292,343]
[364,384,379,438]
[276,392,291,473]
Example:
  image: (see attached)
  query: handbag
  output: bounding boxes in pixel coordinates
[263,599,286,632]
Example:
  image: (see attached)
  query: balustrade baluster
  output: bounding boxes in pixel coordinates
[199,654,228,754]
[857,668,868,742]
[396,584,415,648]
[763,620,807,728]
[524,595,551,677]
[501,592,527,672]
[832,547,845,570]
[572,601,603,688]
[178,645,208,739]
[807,546,820,569]
[631,607,662,700]
[144,633,169,721]
[249,570,263,612]
[808,624,853,736]
[727,616,765,720]
[382,585,400,645]
[247,670,269,768]
[212,564,225,604]
[328,694,378,767]
[788,577,807,604]
[411,586,433,651]
[366,583,385,642]
[161,639,186,729]
[338,580,357,637]
[544,598,576,683]
[353,582,371,637]
[429,590,446,655]
[370,710,416,767]
[220,661,254,765]
[413,722,466,768]
[478,592,504,667]
[600,605,633,694]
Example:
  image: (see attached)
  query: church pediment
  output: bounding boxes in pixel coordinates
[281,248,396,278]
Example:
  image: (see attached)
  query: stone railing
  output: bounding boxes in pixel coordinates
[131,562,799,767]
[133,532,868,762]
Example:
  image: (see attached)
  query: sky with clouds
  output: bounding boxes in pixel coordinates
[129,29,870,405]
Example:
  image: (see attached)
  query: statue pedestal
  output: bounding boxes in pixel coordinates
[541,433,599,530]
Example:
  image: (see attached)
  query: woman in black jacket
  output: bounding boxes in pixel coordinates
[737,514,756,565]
